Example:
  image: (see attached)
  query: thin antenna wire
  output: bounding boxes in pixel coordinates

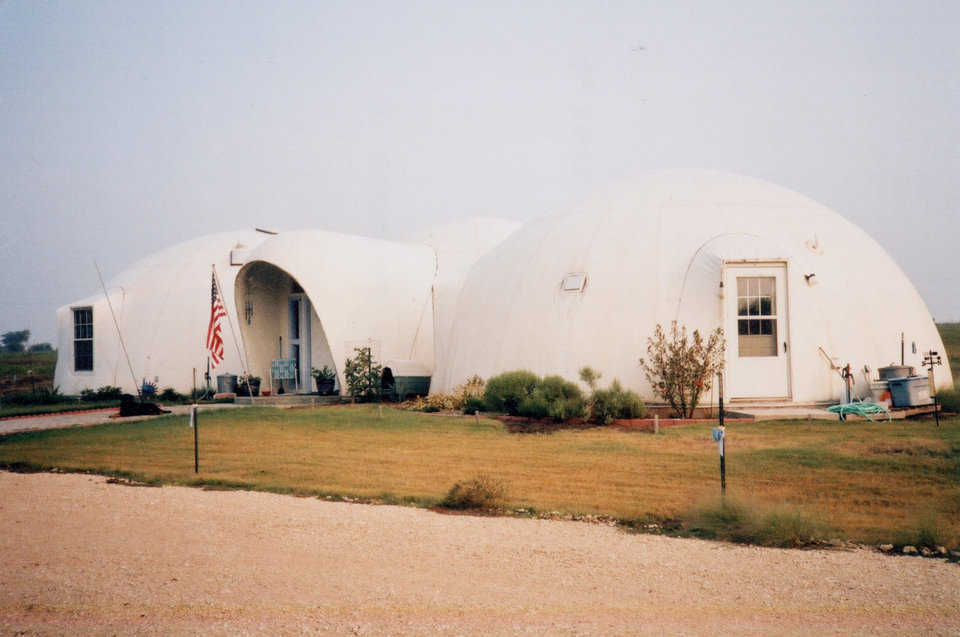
[212,264,249,377]
[95,261,142,399]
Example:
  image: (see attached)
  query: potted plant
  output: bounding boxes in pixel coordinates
[311,366,337,395]
[236,374,261,397]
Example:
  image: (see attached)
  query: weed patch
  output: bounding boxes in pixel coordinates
[683,496,830,547]
[441,474,508,510]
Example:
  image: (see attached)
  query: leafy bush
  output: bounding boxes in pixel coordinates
[540,375,582,402]
[462,396,485,414]
[344,347,382,402]
[548,396,587,422]
[937,388,960,414]
[517,390,551,419]
[639,322,725,418]
[2,386,69,406]
[483,370,539,415]
[80,385,123,403]
[158,388,185,403]
[589,380,646,424]
[578,366,601,391]
[441,474,508,510]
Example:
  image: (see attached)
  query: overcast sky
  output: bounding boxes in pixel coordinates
[2,1,958,344]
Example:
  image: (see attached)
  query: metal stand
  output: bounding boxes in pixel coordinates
[923,350,943,428]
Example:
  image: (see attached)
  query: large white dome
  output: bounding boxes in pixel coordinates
[438,171,951,403]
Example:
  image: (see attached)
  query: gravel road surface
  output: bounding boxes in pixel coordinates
[1,471,957,635]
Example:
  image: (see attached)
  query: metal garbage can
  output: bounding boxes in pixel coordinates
[216,374,238,394]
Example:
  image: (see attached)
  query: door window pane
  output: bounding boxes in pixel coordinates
[736,277,778,357]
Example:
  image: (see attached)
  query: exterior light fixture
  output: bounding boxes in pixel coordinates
[561,273,587,292]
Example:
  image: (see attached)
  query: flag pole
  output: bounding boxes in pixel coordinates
[95,261,142,400]
[211,264,254,400]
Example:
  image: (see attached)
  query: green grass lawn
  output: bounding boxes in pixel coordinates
[937,322,960,386]
[1,404,957,547]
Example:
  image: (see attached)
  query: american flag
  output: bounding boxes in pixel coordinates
[206,272,227,368]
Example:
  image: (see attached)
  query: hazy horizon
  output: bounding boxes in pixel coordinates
[2,1,958,345]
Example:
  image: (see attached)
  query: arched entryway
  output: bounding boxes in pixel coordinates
[235,261,338,395]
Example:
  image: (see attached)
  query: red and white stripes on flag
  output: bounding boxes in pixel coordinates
[206,272,227,368]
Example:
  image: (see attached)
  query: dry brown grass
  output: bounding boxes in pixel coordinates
[0,404,958,545]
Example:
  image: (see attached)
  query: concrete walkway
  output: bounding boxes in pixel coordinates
[0,403,243,436]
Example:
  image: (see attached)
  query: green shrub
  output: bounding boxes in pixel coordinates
[589,380,646,424]
[80,386,123,403]
[158,388,184,403]
[2,387,70,406]
[344,346,382,402]
[517,390,551,419]
[937,389,960,414]
[548,396,587,422]
[483,370,539,415]
[441,474,508,510]
[462,396,485,414]
[540,375,582,402]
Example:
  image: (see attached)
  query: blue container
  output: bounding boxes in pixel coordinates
[887,376,932,407]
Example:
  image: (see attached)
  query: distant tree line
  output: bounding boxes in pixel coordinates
[1,330,54,354]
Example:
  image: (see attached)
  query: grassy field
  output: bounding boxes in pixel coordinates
[938,322,960,386]
[0,350,57,394]
[1,404,957,547]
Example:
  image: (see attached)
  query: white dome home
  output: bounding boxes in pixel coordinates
[437,171,952,403]
[54,171,951,405]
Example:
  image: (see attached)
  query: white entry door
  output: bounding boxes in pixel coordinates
[288,294,312,393]
[723,263,791,399]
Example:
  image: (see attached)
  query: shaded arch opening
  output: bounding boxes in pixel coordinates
[235,261,338,395]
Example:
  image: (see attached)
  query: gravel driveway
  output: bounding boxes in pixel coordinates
[1,471,957,635]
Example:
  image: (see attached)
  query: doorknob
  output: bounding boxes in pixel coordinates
[783,341,788,353]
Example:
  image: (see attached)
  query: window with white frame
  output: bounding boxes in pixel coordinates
[736,277,777,357]
[73,307,93,371]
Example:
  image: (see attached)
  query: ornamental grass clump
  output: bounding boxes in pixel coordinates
[639,322,725,418]
[441,474,508,510]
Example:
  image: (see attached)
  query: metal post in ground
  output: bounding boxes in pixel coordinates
[718,372,725,493]
[190,405,199,473]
